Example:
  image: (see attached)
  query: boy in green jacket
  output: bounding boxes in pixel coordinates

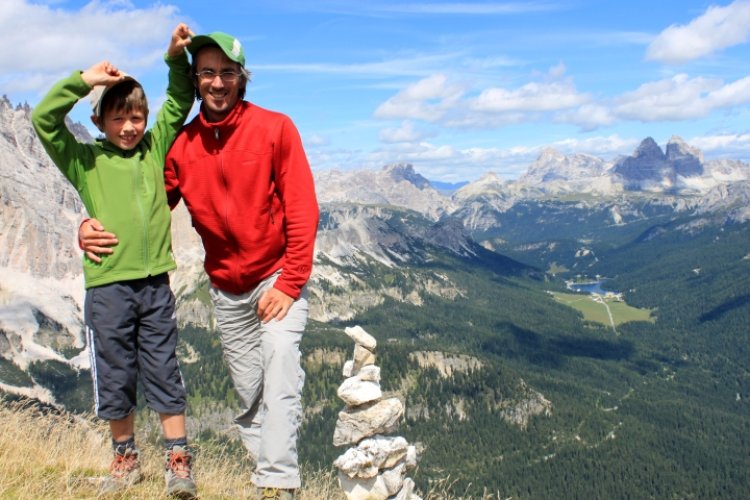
[31,24,197,498]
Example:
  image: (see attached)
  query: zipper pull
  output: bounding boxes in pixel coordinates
[214,128,220,141]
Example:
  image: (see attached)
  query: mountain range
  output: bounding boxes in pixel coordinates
[1,95,749,497]
[1,93,748,394]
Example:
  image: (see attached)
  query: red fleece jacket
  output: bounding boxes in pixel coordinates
[165,100,319,298]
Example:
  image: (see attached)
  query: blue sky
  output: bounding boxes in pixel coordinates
[4,0,750,182]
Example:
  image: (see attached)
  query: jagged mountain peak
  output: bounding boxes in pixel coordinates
[537,146,564,162]
[666,135,704,177]
[453,171,508,201]
[524,148,606,181]
[633,137,665,159]
[613,136,708,188]
[383,163,432,190]
[315,164,454,220]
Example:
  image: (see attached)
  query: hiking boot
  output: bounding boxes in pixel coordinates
[99,447,142,493]
[165,445,197,499]
[257,487,296,499]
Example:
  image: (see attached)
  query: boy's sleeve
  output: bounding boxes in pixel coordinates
[30,71,93,189]
[150,51,195,161]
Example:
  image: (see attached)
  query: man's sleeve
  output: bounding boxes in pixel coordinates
[164,152,182,210]
[272,115,320,299]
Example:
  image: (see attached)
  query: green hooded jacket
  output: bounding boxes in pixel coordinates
[31,53,194,288]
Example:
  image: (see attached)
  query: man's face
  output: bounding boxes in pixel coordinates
[99,108,146,151]
[195,46,243,122]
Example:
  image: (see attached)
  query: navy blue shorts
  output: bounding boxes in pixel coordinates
[84,273,186,420]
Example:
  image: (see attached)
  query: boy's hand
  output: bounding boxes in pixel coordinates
[168,23,195,57]
[79,218,118,263]
[80,61,128,88]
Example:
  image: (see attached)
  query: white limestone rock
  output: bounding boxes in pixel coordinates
[360,435,409,470]
[337,471,389,500]
[394,477,422,500]
[338,376,382,407]
[352,343,376,374]
[334,447,379,479]
[405,445,418,470]
[342,359,354,378]
[345,325,377,351]
[381,463,407,496]
[357,365,381,383]
[333,398,404,447]
[334,435,408,478]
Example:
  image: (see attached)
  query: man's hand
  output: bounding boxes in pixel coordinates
[167,23,195,58]
[79,218,118,263]
[257,288,294,323]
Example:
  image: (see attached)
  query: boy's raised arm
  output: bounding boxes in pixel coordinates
[167,23,195,58]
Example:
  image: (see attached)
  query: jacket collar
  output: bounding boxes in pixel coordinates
[95,136,146,158]
[198,100,247,132]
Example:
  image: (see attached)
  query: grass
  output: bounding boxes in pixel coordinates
[551,291,654,327]
[0,399,343,499]
[0,398,511,499]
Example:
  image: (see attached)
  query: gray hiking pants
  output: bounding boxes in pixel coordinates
[209,271,307,489]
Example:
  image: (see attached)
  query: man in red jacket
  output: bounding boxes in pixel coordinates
[81,32,319,499]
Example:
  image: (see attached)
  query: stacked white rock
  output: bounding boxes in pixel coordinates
[333,326,422,500]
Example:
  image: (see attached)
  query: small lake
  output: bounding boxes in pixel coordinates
[567,279,608,295]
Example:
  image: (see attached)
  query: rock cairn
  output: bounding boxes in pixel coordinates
[333,326,421,500]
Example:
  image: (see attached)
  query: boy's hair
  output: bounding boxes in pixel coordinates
[97,80,149,119]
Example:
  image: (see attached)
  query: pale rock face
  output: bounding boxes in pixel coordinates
[408,350,483,378]
[497,380,554,430]
[0,98,88,382]
[315,163,456,221]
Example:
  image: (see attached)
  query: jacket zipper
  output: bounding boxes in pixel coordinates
[133,156,149,274]
[215,126,240,284]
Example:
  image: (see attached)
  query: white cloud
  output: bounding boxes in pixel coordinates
[374,65,599,131]
[550,134,639,158]
[647,0,750,64]
[613,73,750,121]
[378,121,430,143]
[374,74,465,121]
[471,80,588,113]
[0,0,183,93]
[372,2,561,15]
[689,132,750,154]
[554,104,615,131]
[304,133,329,147]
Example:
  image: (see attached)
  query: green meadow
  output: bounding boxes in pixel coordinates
[550,291,655,328]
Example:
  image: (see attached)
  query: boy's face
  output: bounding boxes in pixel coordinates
[99,107,146,150]
[195,46,243,122]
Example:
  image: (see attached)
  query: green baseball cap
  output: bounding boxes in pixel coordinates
[188,32,245,66]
